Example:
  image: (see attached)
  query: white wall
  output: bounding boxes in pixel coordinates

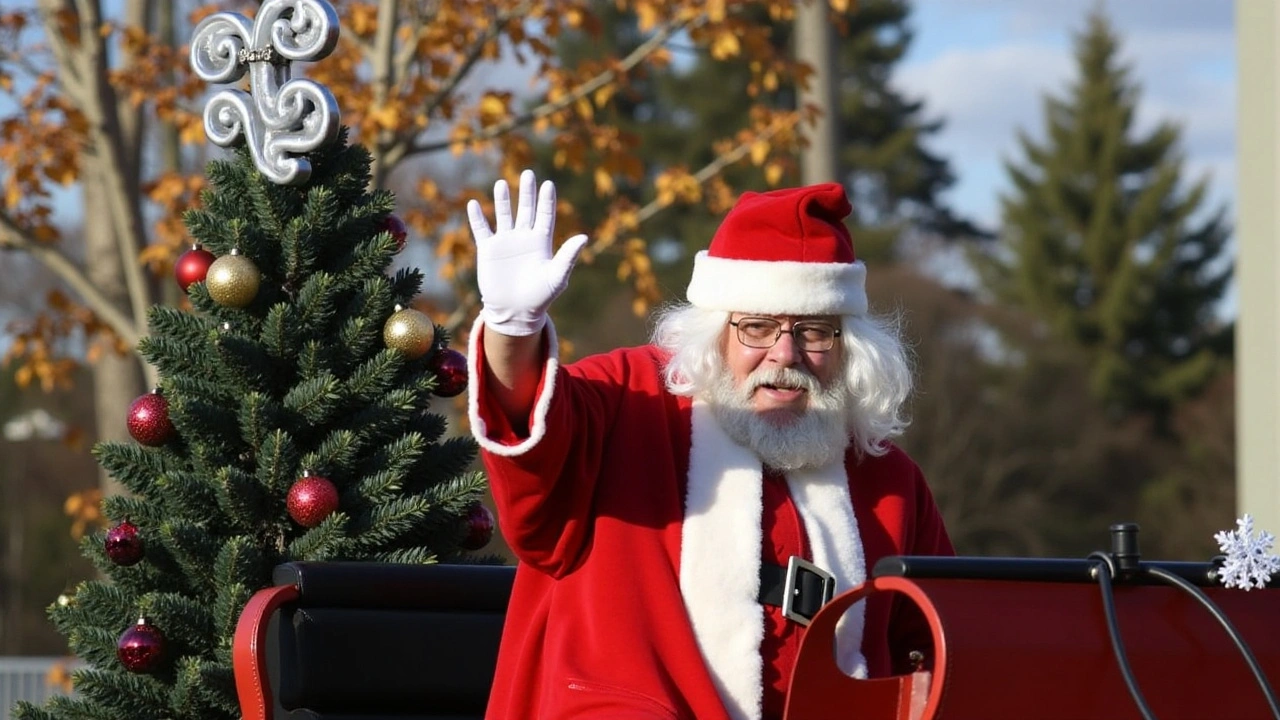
[1235,1,1280,534]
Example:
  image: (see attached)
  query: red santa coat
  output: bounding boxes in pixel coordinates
[467,321,954,720]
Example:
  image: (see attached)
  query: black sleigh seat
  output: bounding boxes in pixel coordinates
[233,561,516,720]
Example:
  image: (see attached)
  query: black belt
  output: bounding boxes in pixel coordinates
[759,556,836,626]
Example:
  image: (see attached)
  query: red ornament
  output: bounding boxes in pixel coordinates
[117,618,166,673]
[174,244,217,292]
[461,503,494,551]
[380,214,408,252]
[287,472,340,528]
[127,390,176,447]
[105,520,144,566]
[429,348,468,398]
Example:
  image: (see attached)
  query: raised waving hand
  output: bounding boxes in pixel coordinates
[468,170,589,337]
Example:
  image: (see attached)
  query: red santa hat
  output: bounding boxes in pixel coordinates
[685,182,868,316]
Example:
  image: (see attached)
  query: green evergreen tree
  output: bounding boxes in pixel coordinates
[835,0,985,257]
[13,129,487,720]
[989,10,1232,424]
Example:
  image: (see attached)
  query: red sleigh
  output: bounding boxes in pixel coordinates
[787,537,1280,719]
[231,526,1280,719]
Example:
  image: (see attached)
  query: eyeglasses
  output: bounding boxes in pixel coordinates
[728,317,842,352]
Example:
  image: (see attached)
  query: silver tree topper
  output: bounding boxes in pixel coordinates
[189,0,341,185]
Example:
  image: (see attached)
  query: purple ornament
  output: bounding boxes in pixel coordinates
[105,520,144,566]
[429,348,468,398]
[117,618,166,673]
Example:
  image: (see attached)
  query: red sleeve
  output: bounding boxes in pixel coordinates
[906,464,955,559]
[473,328,636,577]
[473,333,553,445]
[888,460,954,674]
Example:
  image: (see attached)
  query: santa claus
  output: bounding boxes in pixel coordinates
[465,169,954,720]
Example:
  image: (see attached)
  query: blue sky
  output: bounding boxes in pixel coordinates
[896,0,1235,231]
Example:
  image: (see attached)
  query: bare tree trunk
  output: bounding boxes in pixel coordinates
[796,0,840,185]
[367,0,399,188]
[36,0,154,497]
[84,162,144,498]
[156,0,185,308]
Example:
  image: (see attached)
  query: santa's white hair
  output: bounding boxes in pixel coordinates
[651,303,913,458]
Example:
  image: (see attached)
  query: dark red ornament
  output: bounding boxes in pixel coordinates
[461,503,494,551]
[287,472,339,528]
[174,244,217,292]
[429,348,468,398]
[127,389,176,447]
[105,520,144,566]
[117,618,166,673]
[380,214,408,251]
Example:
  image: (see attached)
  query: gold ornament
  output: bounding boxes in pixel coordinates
[206,249,261,308]
[383,305,435,359]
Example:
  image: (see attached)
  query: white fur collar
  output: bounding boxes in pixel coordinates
[681,400,867,720]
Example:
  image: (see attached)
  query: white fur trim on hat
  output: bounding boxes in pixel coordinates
[685,251,868,316]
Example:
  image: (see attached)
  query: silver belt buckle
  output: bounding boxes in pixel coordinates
[782,555,836,626]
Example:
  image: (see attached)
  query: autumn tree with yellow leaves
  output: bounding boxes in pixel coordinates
[0,0,838,503]
[539,0,978,351]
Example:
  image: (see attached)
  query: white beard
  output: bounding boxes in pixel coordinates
[682,371,870,719]
[704,364,851,471]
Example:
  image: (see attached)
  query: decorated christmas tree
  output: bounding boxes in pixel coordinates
[14,1,491,718]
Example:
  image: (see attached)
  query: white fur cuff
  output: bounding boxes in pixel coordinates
[466,315,559,457]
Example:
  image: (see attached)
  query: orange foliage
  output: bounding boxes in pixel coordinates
[45,661,75,694]
[139,173,208,274]
[0,72,84,242]
[64,487,106,540]
[5,291,127,391]
[0,0,835,379]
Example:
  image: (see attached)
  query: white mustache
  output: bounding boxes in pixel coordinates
[709,363,851,471]
[745,366,820,394]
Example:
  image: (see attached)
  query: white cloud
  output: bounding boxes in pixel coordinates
[898,43,1073,157]
[895,43,1074,226]
[898,1,1235,229]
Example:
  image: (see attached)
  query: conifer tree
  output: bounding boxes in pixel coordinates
[834,0,984,256]
[989,10,1232,423]
[12,125,489,720]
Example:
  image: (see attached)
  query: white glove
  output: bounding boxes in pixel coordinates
[468,169,589,337]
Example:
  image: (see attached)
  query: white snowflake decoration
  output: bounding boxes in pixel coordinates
[1214,514,1280,591]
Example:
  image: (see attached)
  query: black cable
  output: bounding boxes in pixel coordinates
[1088,551,1159,720]
[1145,565,1280,720]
